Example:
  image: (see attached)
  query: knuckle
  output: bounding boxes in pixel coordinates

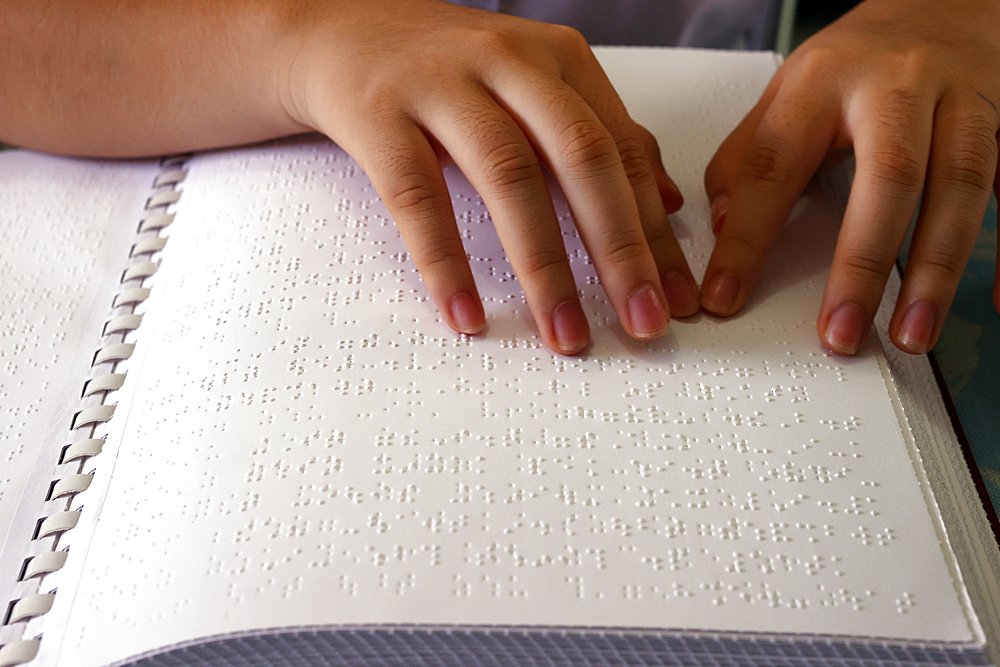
[545,23,591,55]
[875,99,925,140]
[557,119,619,174]
[480,141,542,193]
[940,117,998,196]
[871,89,928,166]
[518,246,570,279]
[895,48,936,86]
[719,228,764,260]
[789,45,842,83]
[940,150,995,200]
[413,236,467,271]
[913,241,968,283]
[740,142,797,188]
[381,168,445,218]
[868,143,926,196]
[468,27,524,60]
[642,220,676,255]
[353,89,405,129]
[959,106,1000,156]
[616,135,655,184]
[839,247,895,286]
[599,231,649,269]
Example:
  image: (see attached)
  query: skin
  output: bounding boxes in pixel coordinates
[703,0,1000,355]
[3,0,997,356]
[0,0,698,356]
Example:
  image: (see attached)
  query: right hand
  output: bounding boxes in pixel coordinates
[700,0,1000,356]
[278,0,699,354]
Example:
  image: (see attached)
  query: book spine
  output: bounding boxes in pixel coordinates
[0,157,189,667]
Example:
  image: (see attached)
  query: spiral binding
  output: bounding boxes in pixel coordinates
[0,157,189,667]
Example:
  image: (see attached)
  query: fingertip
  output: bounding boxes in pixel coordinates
[661,269,700,318]
[710,192,729,235]
[449,291,486,335]
[626,284,670,340]
[820,302,866,356]
[658,171,685,214]
[700,269,742,316]
[894,300,937,355]
[552,300,590,355]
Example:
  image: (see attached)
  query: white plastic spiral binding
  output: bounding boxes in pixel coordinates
[0,156,189,667]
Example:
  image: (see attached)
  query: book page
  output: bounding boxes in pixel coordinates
[47,49,978,666]
[0,153,158,574]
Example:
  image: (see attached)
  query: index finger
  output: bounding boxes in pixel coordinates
[485,45,675,341]
[560,48,699,316]
[700,59,840,317]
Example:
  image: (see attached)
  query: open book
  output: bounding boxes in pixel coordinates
[1,47,998,667]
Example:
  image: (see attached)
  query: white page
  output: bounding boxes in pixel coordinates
[0,153,157,558]
[44,49,977,666]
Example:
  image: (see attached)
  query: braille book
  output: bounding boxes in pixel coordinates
[1,47,998,667]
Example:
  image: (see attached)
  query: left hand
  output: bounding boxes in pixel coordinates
[701,0,1000,355]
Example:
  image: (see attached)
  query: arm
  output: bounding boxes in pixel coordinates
[0,1,300,156]
[1,0,699,355]
[702,0,1000,356]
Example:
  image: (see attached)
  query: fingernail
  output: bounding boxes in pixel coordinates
[450,292,485,334]
[701,270,740,315]
[661,269,699,318]
[627,284,669,339]
[824,302,866,355]
[898,301,936,354]
[711,192,729,235]
[552,300,589,354]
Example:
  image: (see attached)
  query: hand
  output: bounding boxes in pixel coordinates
[1,0,699,356]
[701,0,1000,355]
[280,0,699,354]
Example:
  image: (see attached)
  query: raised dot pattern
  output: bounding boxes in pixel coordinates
[51,53,973,665]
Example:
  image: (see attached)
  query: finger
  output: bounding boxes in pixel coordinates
[640,129,685,216]
[818,82,936,355]
[700,59,840,317]
[704,73,784,234]
[889,92,999,353]
[556,51,687,216]
[486,58,674,336]
[632,125,699,316]
[560,52,698,315]
[347,116,486,337]
[419,86,592,354]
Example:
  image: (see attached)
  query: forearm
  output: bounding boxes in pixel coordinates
[0,0,307,157]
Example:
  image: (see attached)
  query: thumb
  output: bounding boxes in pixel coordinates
[704,76,782,235]
[635,124,684,214]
